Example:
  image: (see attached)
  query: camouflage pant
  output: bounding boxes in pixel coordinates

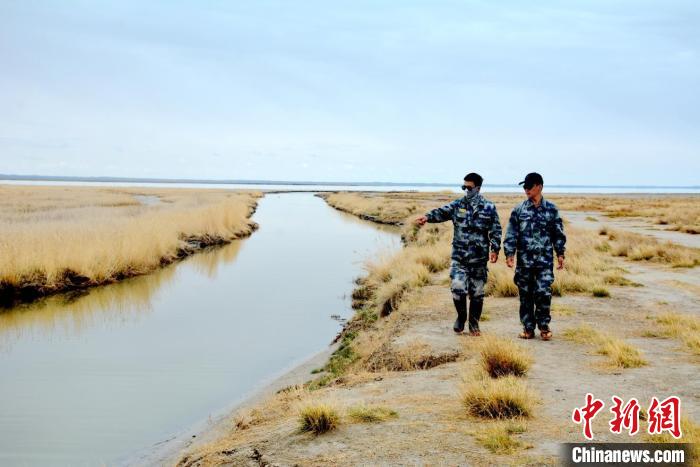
[514,267,554,330]
[449,261,487,301]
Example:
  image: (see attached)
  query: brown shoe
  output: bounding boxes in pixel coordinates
[540,329,553,341]
[469,329,481,337]
[518,329,535,339]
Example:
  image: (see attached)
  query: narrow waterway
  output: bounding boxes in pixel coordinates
[0,193,401,466]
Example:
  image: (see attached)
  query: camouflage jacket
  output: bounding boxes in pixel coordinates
[425,194,502,265]
[503,197,566,269]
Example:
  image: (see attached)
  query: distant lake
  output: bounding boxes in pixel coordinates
[2,180,699,194]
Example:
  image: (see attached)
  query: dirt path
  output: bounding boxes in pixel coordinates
[564,210,700,249]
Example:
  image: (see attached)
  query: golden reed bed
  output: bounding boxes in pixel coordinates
[0,185,260,306]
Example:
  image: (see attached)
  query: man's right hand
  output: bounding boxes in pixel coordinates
[506,256,515,268]
[415,215,428,226]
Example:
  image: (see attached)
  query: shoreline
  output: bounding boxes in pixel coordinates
[125,342,339,466]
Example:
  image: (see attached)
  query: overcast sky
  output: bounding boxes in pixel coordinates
[1,1,698,185]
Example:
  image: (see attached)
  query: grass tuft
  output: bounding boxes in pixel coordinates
[298,403,340,435]
[347,405,398,423]
[461,375,537,419]
[474,421,530,454]
[479,337,532,378]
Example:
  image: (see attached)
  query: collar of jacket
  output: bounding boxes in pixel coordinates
[462,193,484,210]
[524,196,546,210]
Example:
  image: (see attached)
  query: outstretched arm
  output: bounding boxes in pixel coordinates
[415,201,455,225]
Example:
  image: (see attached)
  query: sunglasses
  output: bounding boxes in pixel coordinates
[522,184,534,190]
[461,185,477,191]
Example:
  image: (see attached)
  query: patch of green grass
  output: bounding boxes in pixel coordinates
[308,331,359,390]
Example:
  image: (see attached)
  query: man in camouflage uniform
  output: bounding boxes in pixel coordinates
[504,172,566,340]
[415,173,501,336]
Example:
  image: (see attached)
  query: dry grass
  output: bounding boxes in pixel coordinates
[473,421,530,454]
[645,311,700,356]
[479,337,532,378]
[562,325,647,368]
[323,192,425,224]
[460,374,537,419]
[551,303,576,316]
[324,191,700,234]
[329,191,636,299]
[599,228,700,268]
[0,185,260,305]
[298,403,340,435]
[347,405,398,423]
[364,340,460,372]
[523,194,700,234]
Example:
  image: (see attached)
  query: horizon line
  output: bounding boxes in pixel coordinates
[0,173,698,190]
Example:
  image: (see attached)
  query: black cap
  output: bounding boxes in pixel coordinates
[518,172,544,188]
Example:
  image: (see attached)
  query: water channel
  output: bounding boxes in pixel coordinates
[0,193,401,466]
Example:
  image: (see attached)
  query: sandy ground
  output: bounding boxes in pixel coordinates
[565,210,700,249]
[166,210,699,466]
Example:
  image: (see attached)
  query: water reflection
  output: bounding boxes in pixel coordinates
[0,241,246,354]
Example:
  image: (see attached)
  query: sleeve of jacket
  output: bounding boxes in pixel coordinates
[425,201,455,223]
[503,207,519,258]
[550,205,567,256]
[489,205,502,254]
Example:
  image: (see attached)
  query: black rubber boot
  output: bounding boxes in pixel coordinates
[468,298,483,333]
[452,295,467,333]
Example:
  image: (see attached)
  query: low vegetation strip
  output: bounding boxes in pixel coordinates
[597,227,700,268]
[562,324,648,368]
[0,186,260,306]
[644,311,700,356]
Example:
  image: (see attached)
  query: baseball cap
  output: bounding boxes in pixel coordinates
[518,172,544,189]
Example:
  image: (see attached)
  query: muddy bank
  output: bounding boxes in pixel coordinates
[0,208,258,308]
[128,344,338,466]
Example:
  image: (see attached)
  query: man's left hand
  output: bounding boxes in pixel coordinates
[557,255,565,270]
[489,252,498,263]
